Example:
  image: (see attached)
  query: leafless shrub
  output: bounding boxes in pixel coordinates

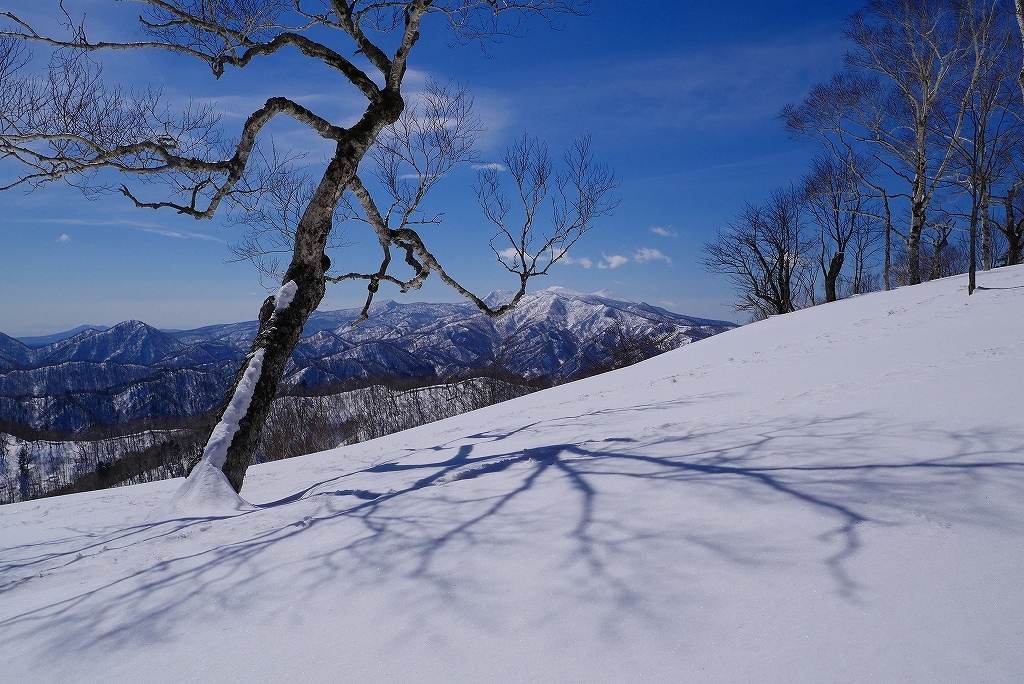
[253,396,356,463]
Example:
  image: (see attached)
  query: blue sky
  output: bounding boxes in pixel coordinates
[0,1,866,336]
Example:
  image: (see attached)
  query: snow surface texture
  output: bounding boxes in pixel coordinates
[3,267,1024,683]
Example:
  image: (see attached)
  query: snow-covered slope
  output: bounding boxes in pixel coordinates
[2,267,1023,683]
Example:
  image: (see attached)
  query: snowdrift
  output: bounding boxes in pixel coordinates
[2,267,1023,683]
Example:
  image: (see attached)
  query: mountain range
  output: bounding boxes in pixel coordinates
[0,288,735,432]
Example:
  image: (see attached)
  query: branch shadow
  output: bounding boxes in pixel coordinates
[2,406,1023,668]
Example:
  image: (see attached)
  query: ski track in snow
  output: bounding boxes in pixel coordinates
[1,267,1024,682]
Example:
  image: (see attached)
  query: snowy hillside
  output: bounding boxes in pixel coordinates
[2,267,1023,683]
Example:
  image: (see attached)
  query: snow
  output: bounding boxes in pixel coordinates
[2,266,1024,683]
[158,459,255,518]
[274,280,298,312]
[196,349,264,472]
[164,349,265,514]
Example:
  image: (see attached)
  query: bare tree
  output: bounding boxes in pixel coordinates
[943,0,1020,294]
[701,186,813,320]
[783,0,981,287]
[476,133,619,300]
[802,154,881,302]
[843,206,885,295]
[996,176,1024,264]
[1015,0,1024,94]
[0,1,592,494]
[230,79,487,307]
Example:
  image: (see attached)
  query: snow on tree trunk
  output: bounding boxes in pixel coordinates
[168,275,312,510]
[165,346,266,513]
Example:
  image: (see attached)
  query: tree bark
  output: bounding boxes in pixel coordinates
[907,156,928,286]
[1005,186,1024,266]
[1016,0,1024,98]
[908,208,924,285]
[215,102,404,493]
[884,194,892,291]
[823,251,844,303]
[969,196,978,295]
[980,183,991,272]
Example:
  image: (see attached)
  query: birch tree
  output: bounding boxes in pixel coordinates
[943,0,1019,294]
[0,0,592,495]
[783,0,980,286]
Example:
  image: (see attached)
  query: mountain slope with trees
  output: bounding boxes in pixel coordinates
[0,288,733,433]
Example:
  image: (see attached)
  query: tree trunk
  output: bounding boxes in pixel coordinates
[884,204,892,291]
[823,251,844,303]
[908,184,926,286]
[1016,0,1024,99]
[207,102,404,493]
[1004,186,1023,266]
[218,260,328,492]
[969,198,978,295]
[981,183,991,272]
[929,233,946,281]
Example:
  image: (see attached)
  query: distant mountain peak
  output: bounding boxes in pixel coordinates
[483,290,516,308]
[590,289,629,302]
[15,324,110,348]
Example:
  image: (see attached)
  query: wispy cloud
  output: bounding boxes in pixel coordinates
[561,249,668,269]
[560,254,594,268]
[24,217,225,243]
[634,247,671,265]
[471,162,506,171]
[138,227,226,243]
[598,254,630,269]
[520,33,844,134]
[28,218,161,228]
[650,226,678,238]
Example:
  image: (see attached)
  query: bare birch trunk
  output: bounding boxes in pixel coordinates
[215,109,402,492]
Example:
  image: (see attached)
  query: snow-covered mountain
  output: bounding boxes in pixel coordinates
[0,288,734,431]
[2,266,1021,683]
[13,324,110,349]
[0,319,246,432]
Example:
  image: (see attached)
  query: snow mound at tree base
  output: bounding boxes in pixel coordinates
[154,460,255,520]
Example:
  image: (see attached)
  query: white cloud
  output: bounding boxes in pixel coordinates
[598,254,629,269]
[471,162,506,171]
[560,254,594,268]
[27,218,224,243]
[30,218,157,228]
[634,247,671,265]
[138,227,225,243]
[497,247,520,260]
[650,226,678,238]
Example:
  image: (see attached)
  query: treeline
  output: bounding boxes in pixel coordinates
[0,413,213,504]
[1,324,670,504]
[704,0,1024,319]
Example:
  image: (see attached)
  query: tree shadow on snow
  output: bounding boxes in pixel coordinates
[1,406,1023,663]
